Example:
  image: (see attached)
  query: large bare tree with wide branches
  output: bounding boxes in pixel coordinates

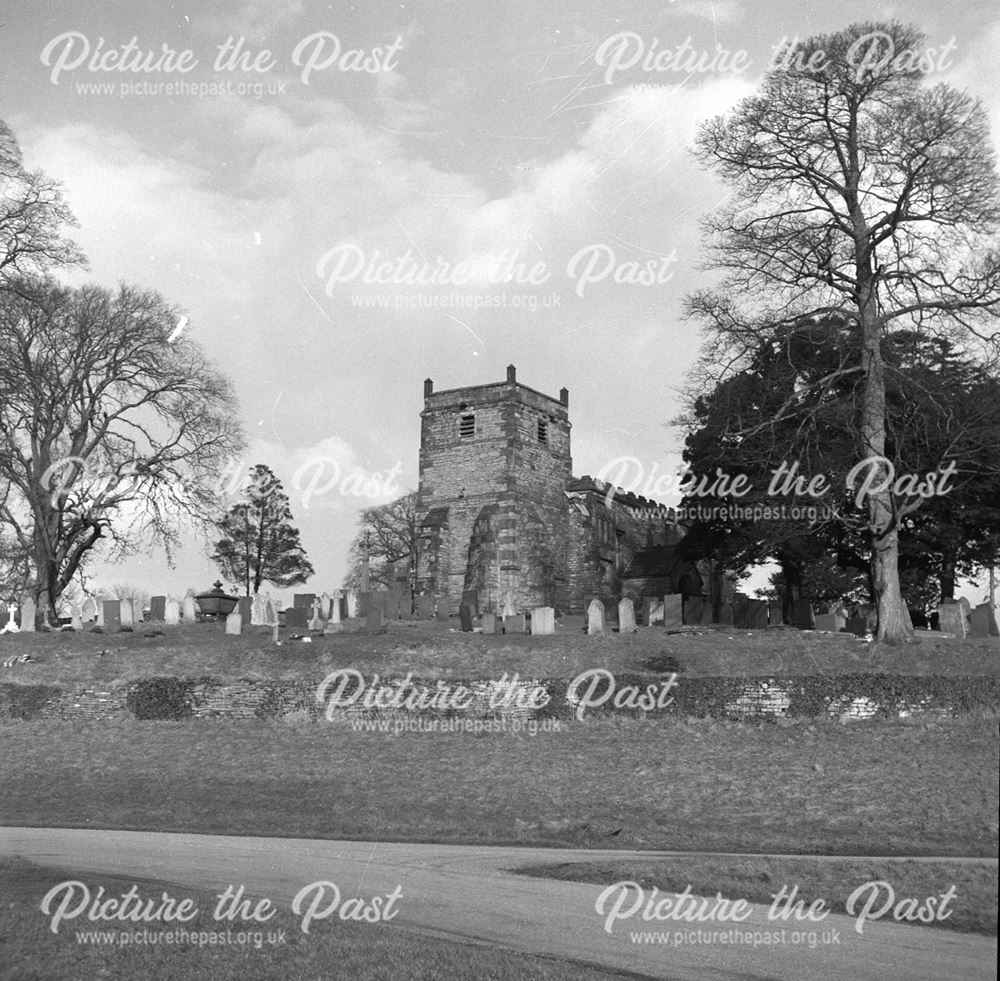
[686,22,1000,642]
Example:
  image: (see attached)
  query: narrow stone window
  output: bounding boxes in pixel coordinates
[459,413,475,438]
[537,418,548,444]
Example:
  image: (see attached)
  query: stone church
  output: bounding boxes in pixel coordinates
[414,365,701,614]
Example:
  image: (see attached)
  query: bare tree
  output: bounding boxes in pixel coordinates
[1,120,85,281]
[0,276,246,613]
[686,22,1000,642]
[343,492,417,590]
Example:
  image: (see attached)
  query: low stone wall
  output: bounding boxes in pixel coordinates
[2,673,998,724]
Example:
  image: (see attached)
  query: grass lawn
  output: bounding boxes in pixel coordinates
[516,855,998,936]
[1,619,998,687]
[0,857,628,981]
[1,715,996,857]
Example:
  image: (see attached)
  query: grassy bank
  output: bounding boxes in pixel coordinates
[2,715,996,856]
[1,619,998,687]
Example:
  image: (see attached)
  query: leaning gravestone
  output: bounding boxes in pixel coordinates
[164,597,180,625]
[459,604,474,632]
[120,598,134,629]
[647,600,664,626]
[587,598,605,635]
[617,599,636,634]
[20,598,36,633]
[182,590,197,622]
[533,606,556,635]
[149,596,166,621]
[102,600,122,633]
[937,601,969,638]
[225,610,242,635]
[662,594,683,628]
[481,612,497,635]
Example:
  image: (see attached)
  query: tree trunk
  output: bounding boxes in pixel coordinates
[857,282,914,643]
[779,554,801,626]
[939,548,957,602]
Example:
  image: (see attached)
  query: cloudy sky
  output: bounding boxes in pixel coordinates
[2,0,998,600]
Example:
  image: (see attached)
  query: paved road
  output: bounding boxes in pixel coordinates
[2,827,996,980]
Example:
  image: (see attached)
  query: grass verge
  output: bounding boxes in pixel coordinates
[515,856,998,936]
[0,856,633,981]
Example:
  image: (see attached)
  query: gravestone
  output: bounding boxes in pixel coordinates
[149,596,166,621]
[95,596,107,628]
[683,596,704,626]
[662,594,683,629]
[263,594,279,626]
[225,610,242,635]
[346,590,359,618]
[481,612,498,635]
[366,607,385,633]
[814,613,837,632]
[399,588,413,619]
[617,599,636,634]
[320,593,333,619]
[2,603,17,633]
[641,597,654,625]
[20,598,36,633]
[718,601,734,626]
[82,596,98,623]
[587,598,605,635]
[647,599,664,626]
[238,597,252,624]
[182,590,198,622]
[285,607,309,632]
[794,599,816,630]
[164,597,180,625]
[746,599,768,630]
[970,602,1000,638]
[101,600,122,634]
[328,593,342,625]
[505,613,526,634]
[436,594,451,621]
[459,604,474,632]
[384,589,402,620]
[293,593,316,610]
[251,593,266,625]
[937,601,969,638]
[767,601,783,626]
[120,598,134,629]
[501,594,516,619]
[70,604,83,631]
[533,606,556,635]
[461,590,479,616]
[732,593,750,629]
[843,617,868,637]
[415,594,434,620]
